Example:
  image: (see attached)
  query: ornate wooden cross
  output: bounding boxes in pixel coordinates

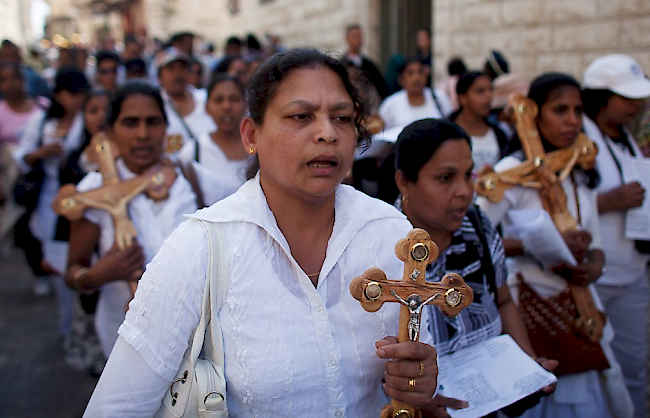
[350,228,474,418]
[475,95,604,341]
[52,133,177,296]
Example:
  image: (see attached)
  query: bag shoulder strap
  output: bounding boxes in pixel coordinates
[466,204,498,305]
[178,161,206,209]
[430,88,444,117]
[187,220,229,368]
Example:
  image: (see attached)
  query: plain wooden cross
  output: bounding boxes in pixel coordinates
[475,95,604,342]
[52,133,177,296]
[350,228,474,418]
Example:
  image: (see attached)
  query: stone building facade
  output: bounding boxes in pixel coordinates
[0,0,35,48]
[434,0,650,83]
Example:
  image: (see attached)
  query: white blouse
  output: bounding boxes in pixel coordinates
[179,131,251,196]
[163,87,216,145]
[87,176,422,417]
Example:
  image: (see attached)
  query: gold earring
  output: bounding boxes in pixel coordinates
[401,195,409,205]
[249,146,255,155]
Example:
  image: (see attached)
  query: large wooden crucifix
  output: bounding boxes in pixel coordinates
[52,133,177,296]
[350,228,474,418]
[475,94,604,342]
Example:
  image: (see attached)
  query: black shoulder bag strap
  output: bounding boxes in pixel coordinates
[430,88,444,118]
[466,204,498,305]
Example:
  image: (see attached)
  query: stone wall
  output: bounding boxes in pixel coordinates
[143,0,381,61]
[433,0,650,84]
[0,0,34,48]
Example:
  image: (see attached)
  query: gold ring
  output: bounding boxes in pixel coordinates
[408,378,416,391]
[419,362,424,377]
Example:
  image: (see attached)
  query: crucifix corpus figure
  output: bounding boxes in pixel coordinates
[52,133,176,297]
[350,228,473,418]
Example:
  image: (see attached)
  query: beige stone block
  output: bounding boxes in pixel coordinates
[522,27,553,52]
[621,18,650,48]
[452,33,484,55]
[597,0,649,17]
[536,53,583,78]
[552,21,620,51]
[458,3,501,30]
[507,54,536,79]
[434,33,451,58]
[543,0,598,22]
[484,28,523,53]
[435,9,453,33]
[500,0,542,26]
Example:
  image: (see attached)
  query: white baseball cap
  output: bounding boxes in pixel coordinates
[583,54,650,99]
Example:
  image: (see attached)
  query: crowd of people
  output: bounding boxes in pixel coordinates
[0,23,649,418]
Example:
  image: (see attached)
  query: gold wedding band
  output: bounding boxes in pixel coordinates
[408,378,416,391]
[419,361,424,377]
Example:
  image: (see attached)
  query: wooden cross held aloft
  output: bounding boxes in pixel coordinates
[475,95,604,342]
[350,228,474,418]
[52,133,177,296]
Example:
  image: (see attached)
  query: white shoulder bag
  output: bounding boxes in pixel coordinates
[155,220,229,418]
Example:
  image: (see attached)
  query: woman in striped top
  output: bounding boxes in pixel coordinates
[394,118,553,417]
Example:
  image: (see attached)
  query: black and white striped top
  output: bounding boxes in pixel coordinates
[424,210,507,355]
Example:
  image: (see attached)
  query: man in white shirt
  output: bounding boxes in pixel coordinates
[157,51,216,145]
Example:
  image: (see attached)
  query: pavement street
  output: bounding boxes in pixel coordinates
[0,247,649,417]
[0,249,96,418]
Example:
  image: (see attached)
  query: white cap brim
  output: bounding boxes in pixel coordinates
[611,78,650,99]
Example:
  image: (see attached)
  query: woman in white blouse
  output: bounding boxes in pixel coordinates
[478,73,626,418]
[179,74,251,195]
[65,80,229,358]
[83,49,440,417]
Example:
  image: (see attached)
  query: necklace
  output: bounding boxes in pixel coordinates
[306,272,320,278]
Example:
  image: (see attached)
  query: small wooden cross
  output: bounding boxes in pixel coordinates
[475,95,604,342]
[52,133,177,295]
[350,228,473,418]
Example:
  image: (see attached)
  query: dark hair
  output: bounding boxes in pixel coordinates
[484,50,509,80]
[449,71,490,121]
[170,32,194,45]
[47,67,90,119]
[207,73,245,100]
[395,119,471,183]
[247,48,369,146]
[108,80,167,126]
[397,57,423,76]
[246,34,261,51]
[455,71,488,96]
[83,88,110,110]
[124,58,146,75]
[95,50,120,66]
[0,61,22,80]
[447,58,467,77]
[214,55,243,74]
[582,88,614,121]
[526,73,600,188]
[346,24,361,35]
[226,36,242,47]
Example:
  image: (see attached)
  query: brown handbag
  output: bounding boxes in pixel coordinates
[518,276,610,376]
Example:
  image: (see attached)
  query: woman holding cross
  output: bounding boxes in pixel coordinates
[64,81,230,358]
[478,74,629,418]
[83,49,440,417]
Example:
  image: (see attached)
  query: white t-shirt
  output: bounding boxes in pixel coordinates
[471,127,501,172]
[179,131,251,196]
[583,116,650,286]
[378,87,453,130]
[116,177,421,417]
[163,86,216,146]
